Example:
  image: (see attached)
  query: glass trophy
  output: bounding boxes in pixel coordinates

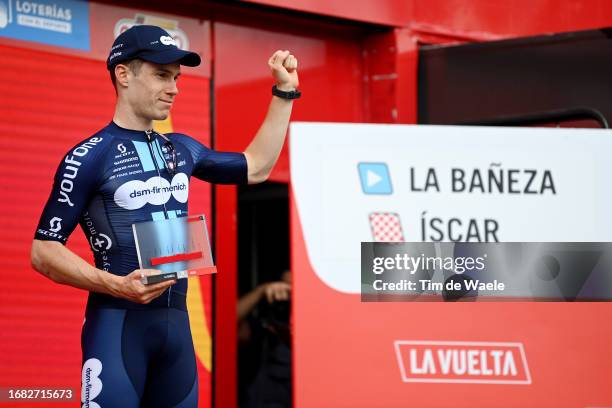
[132,214,216,285]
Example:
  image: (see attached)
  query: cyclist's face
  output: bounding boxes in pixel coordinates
[127,61,181,121]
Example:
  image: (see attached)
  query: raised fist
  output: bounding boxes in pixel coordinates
[268,50,299,91]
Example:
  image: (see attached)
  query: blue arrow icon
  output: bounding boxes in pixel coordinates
[358,162,393,194]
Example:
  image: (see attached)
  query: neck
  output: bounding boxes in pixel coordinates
[113,99,153,131]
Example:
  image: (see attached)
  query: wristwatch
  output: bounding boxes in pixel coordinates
[272,85,301,100]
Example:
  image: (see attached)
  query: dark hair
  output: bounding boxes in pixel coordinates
[109,59,144,94]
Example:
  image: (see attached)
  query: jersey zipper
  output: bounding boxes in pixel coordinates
[145,129,172,307]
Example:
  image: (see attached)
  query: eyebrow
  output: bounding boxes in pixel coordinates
[158,68,181,77]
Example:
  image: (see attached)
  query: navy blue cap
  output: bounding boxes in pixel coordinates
[107,25,201,70]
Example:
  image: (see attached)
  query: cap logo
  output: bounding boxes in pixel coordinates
[160,35,176,46]
[109,51,122,61]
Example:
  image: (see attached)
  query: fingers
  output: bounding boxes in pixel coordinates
[267,50,299,89]
[283,55,298,72]
[126,269,176,304]
[128,268,160,281]
[140,271,176,295]
[268,50,297,71]
[130,269,176,288]
[264,282,291,302]
[144,278,176,293]
[268,50,290,67]
[140,284,173,304]
[138,279,175,304]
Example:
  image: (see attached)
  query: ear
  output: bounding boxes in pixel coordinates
[114,64,130,88]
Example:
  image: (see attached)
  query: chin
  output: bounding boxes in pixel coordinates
[154,112,170,120]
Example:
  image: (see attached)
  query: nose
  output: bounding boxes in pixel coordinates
[167,79,179,96]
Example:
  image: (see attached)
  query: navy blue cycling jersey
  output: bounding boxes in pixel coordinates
[35,121,247,308]
[35,121,247,407]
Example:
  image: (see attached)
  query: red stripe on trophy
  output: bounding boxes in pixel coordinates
[150,251,203,266]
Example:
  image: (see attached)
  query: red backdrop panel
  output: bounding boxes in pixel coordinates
[213,19,367,407]
[291,196,612,407]
[246,0,612,38]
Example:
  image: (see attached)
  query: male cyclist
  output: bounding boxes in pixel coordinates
[31,24,299,407]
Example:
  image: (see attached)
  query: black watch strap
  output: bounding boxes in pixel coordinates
[272,85,301,100]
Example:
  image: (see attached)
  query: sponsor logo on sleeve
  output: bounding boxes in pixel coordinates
[83,212,112,271]
[57,137,103,208]
[37,216,66,241]
[89,233,112,252]
[49,216,62,232]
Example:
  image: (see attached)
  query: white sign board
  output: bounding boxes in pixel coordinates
[290,122,612,294]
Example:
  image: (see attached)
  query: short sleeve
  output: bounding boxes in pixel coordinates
[172,134,248,185]
[34,135,110,244]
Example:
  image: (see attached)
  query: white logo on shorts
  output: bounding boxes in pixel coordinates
[81,358,102,408]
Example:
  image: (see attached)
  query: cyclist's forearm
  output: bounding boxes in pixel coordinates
[244,96,293,184]
[31,239,120,296]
